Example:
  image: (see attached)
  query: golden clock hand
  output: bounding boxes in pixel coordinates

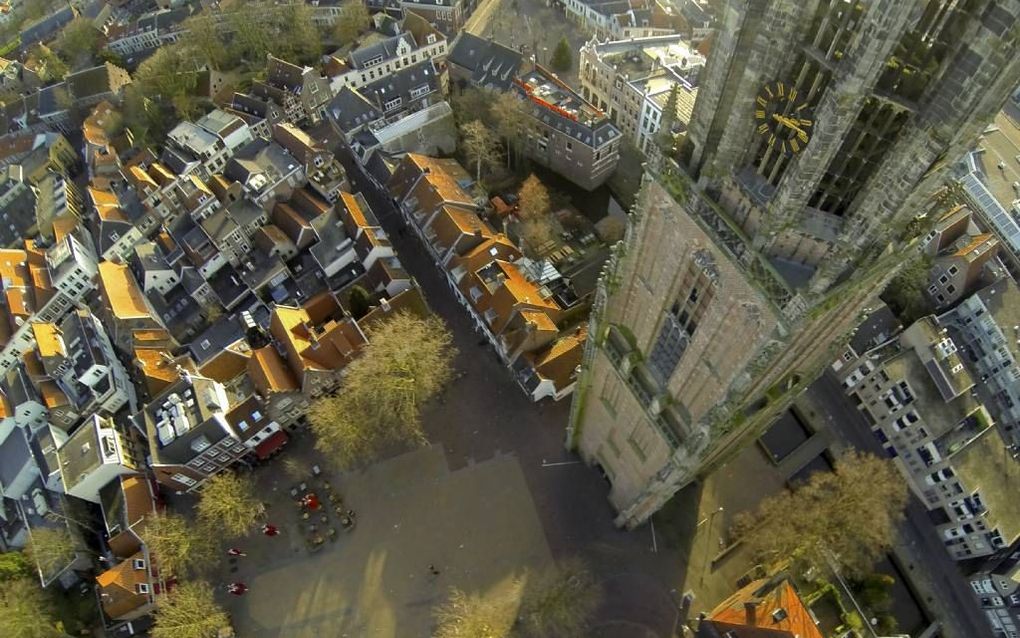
[773,114,807,137]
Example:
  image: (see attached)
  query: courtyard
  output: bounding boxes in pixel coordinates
[215,443,554,637]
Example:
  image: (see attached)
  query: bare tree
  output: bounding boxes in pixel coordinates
[451,87,493,126]
[25,526,76,580]
[461,120,500,183]
[491,93,528,167]
[142,512,217,578]
[151,581,230,638]
[310,312,455,469]
[517,174,551,222]
[734,450,908,576]
[594,216,626,244]
[0,577,62,638]
[196,471,265,537]
[518,558,602,637]
[516,174,557,257]
[518,219,557,257]
[433,583,522,638]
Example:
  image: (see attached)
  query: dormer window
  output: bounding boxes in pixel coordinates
[426,34,437,45]
[133,558,146,570]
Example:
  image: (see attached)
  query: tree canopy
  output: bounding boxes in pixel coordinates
[734,450,908,575]
[196,471,265,537]
[881,254,933,324]
[516,175,558,257]
[53,18,102,70]
[25,526,76,580]
[518,559,602,637]
[0,577,62,638]
[334,1,372,45]
[141,512,217,578]
[550,37,572,72]
[151,581,230,638]
[310,312,455,469]
[433,584,521,638]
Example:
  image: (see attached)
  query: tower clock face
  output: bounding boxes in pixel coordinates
[754,81,814,156]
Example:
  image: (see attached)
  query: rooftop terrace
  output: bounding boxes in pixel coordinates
[516,69,605,128]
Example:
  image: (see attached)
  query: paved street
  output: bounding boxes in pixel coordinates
[217,443,553,637]
[313,153,689,636]
[805,372,995,638]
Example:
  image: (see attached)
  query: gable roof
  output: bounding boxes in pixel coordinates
[706,578,823,638]
[447,33,523,91]
[327,86,382,133]
[349,33,417,69]
[98,262,152,320]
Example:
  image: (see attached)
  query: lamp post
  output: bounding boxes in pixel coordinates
[698,507,724,585]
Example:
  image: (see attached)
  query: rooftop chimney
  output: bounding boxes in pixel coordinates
[744,601,759,626]
[380,297,391,312]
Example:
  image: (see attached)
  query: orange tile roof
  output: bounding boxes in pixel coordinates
[406,154,475,203]
[0,388,10,419]
[518,309,558,333]
[38,380,69,409]
[126,165,158,191]
[526,325,587,391]
[149,162,175,186]
[98,262,151,320]
[198,340,251,383]
[431,205,494,254]
[248,345,300,394]
[96,550,151,620]
[955,233,996,258]
[119,475,156,530]
[83,101,116,148]
[133,348,188,396]
[0,133,34,163]
[88,186,120,210]
[32,322,64,358]
[339,190,370,229]
[707,578,823,638]
[270,305,367,378]
[51,216,79,244]
[22,351,44,377]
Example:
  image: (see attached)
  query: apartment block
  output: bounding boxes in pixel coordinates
[940,279,1020,442]
[837,317,1016,560]
[578,35,704,155]
[57,414,142,504]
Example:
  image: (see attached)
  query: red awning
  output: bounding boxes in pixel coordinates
[255,430,288,460]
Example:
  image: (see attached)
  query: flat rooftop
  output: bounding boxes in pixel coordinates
[517,69,604,127]
[598,38,705,81]
[977,111,1020,213]
[952,424,1020,545]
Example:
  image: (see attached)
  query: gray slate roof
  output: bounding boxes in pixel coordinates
[327,87,381,133]
[20,7,74,47]
[349,33,417,69]
[359,59,439,114]
[447,33,522,91]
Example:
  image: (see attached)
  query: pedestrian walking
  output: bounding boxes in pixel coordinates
[428,564,440,576]
[227,582,249,596]
[262,523,279,536]
[227,548,247,557]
